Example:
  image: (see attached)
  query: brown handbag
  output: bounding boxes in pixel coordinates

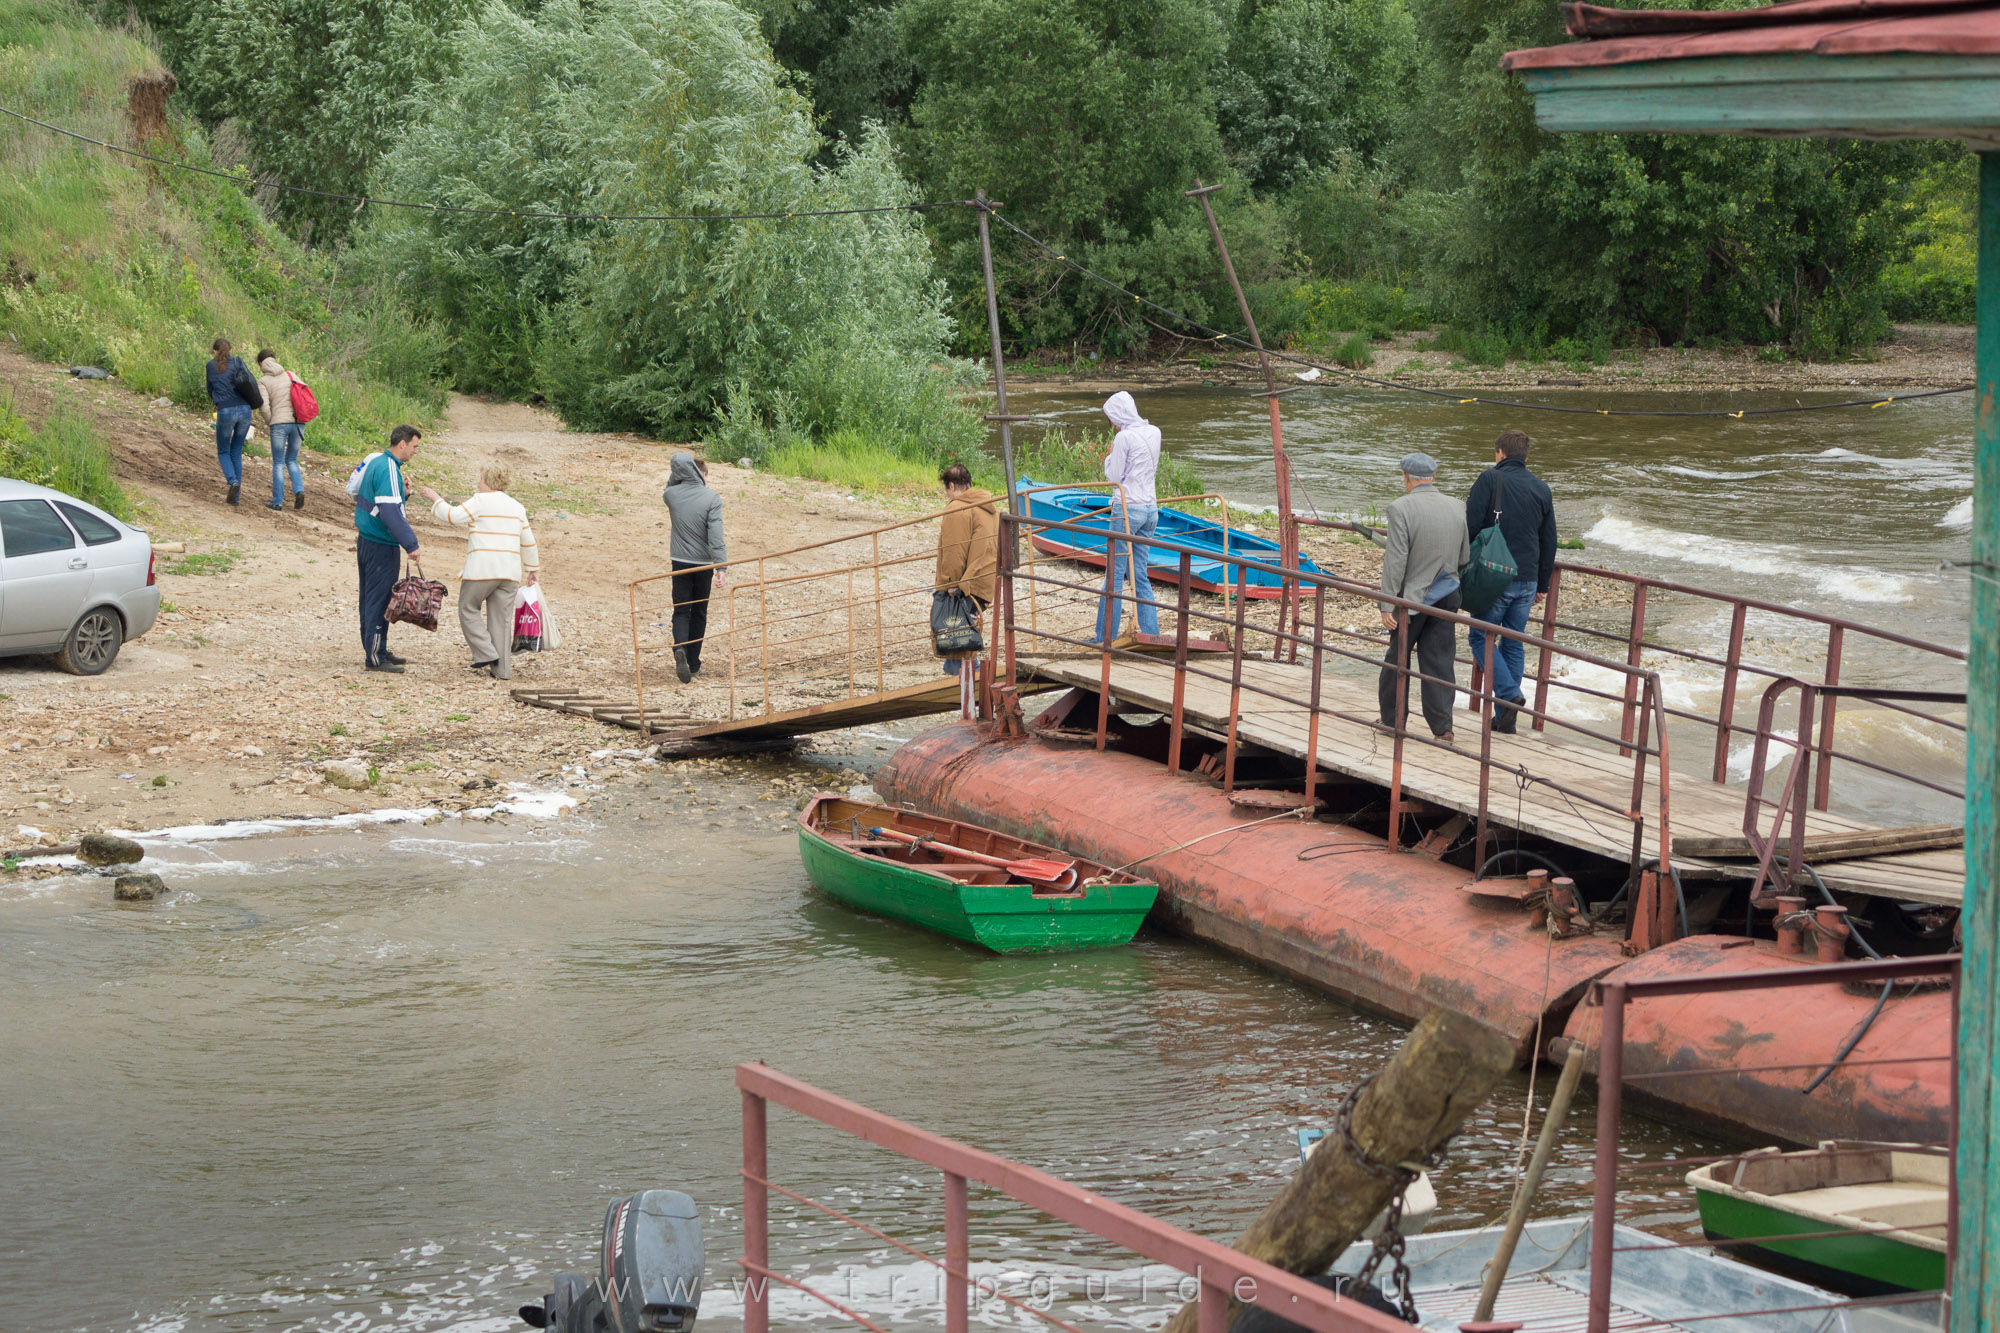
[386,565,448,632]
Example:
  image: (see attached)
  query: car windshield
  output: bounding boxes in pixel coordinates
[0,499,78,558]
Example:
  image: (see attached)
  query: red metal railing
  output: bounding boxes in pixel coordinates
[737,1062,1411,1333]
[1740,679,1970,902]
[998,511,1677,917]
[1289,516,1968,812]
[1584,954,1959,1333]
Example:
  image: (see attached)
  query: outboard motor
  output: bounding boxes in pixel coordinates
[520,1191,704,1333]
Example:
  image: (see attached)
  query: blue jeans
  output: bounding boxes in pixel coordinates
[1468,578,1540,704]
[269,422,304,502]
[1095,502,1160,641]
[214,406,251,485]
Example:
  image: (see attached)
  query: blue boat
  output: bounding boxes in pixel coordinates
[1016,478,1320,599]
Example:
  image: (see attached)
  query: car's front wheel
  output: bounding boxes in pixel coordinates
[57,606,124,676]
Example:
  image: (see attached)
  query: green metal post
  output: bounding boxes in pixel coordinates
[1954,149,2000,1332]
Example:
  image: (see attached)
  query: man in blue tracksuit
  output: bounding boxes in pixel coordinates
[1465,429,1558,734]
[354,425,425,673]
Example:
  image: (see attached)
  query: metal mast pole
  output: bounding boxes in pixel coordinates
[1187,179,1299,656]
[976,189,1022,514]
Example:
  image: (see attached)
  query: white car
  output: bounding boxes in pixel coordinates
[0,478,161,675]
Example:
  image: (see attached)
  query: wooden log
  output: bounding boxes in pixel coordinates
[1672,822,1963,863]
[1158,1009,1515,1333]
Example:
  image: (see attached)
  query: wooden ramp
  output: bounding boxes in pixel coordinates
[671,677,1058,744]
[1027,655,1966,907]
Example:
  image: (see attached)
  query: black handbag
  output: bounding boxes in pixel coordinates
[931,588,984,656]
[229,358,262,410]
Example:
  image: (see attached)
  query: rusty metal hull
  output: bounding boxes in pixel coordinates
[1560,937,1951,1148]
[874,723,1627,1056]
[876,725,1954,1146]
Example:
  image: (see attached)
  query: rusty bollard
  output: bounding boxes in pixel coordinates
[1774,895,1810,954]
[1814,904,1851,963]
[1526,869,1551,929]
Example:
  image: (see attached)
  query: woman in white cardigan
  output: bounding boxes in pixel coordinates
[418,467,540,679]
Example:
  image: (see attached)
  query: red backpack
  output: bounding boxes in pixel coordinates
[288,372,320,424]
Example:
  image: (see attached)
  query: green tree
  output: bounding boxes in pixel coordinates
[362,0,974,452]
[1212,0,1417,194]
[898,0,1232,352]
[132,0,489,241]
[751,0,919,151]
[1399,0,1941,354]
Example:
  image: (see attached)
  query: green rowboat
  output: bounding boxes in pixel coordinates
[1686,1140,1947,1296]
[798,796,1158,952]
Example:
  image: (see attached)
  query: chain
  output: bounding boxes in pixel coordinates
[1333,1074,1448,1324]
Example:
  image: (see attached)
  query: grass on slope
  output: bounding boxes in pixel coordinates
[0,0,444,457]
[0,386,130,517]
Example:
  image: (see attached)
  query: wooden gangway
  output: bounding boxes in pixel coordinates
[1025,652,1965,906]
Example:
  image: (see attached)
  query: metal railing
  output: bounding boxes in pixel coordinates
[737,1061,1411,1333]
[1740,678,1969,901]
[626,506,1027,737]
[1289,516,1969,812]
[1584,953,1958,1333]
[998,510,1678,921]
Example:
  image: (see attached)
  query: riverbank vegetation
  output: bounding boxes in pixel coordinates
[0,2,444,457]
[3,0,1979,499]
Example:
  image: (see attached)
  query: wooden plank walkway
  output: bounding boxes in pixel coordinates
[1026,655,1966,907]
[675,677,1059,743]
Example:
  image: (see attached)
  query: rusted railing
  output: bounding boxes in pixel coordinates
[1584,954,1958,1333]
[738,1062,1410,1333]
[1741,678,1969,901]
[627,506,1030,737]
[1289,516,1968,813]
[999,511,1678,913]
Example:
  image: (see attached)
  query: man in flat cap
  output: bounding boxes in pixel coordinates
[1378,452,1470,743]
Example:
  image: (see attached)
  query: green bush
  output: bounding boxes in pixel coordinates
[1332,331,1374,369]
[1008,425,1204,501]
[0,393,131,518]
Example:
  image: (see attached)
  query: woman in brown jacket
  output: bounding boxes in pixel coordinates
[934,463,998,707]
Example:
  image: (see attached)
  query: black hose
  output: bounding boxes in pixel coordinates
[1476,848,1571,881]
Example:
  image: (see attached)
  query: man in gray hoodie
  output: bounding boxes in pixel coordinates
[663,453,727,682]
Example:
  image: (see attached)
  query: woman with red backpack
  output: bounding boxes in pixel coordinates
[256,349,316,511]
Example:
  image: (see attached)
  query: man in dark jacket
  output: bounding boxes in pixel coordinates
[1465,429,1558,733]
[663,452,726,683]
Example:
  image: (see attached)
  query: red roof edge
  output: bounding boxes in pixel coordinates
[1563,0,1989,39]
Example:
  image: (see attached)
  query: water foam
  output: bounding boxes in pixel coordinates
[1942,496,1974,530]
[1583,515,1913,604]
[1656,464,1782,482]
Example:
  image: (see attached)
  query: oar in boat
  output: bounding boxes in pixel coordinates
[866,826,1080,890]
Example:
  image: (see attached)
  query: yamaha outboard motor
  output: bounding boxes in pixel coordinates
[520,1191,704,1333]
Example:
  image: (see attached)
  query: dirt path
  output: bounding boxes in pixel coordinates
[0,349,911,842]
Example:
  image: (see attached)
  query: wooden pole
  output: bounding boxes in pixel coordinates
[1953,148,2000,1333]
[1472,1043,1588,1322]
[1157,1010,1515,1333]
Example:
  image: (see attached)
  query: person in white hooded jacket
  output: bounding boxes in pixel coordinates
[255,349,305,510]
[1095,390,1162,641]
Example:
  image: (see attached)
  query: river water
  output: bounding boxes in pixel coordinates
[3,755,1715,1333]
[11,384,1968,1332]
[1008,384,1975,820]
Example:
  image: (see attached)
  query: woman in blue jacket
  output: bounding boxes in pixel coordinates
[204,336,261,506]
